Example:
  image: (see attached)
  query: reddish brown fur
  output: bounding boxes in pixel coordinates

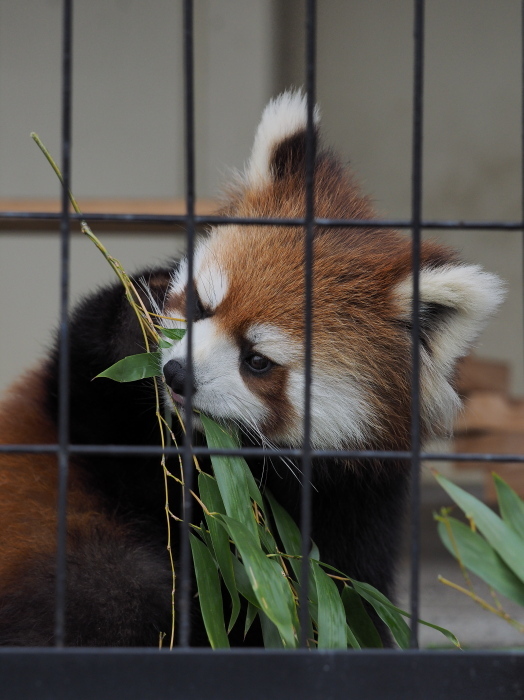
[196,151,456,450]
[0,367,119,596]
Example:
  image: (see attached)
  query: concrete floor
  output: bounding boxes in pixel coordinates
[396,486,524,649]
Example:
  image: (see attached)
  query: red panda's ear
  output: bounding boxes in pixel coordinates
[393,263,505,371]
[244,90,320,188]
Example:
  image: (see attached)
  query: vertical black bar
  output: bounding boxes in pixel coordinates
[54,0,73,647]
[522,0,524,354]
[299,0,316,649]
[178,0,196,648]
[409,0,425,650]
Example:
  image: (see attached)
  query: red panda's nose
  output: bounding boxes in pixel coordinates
[163,359,189,396]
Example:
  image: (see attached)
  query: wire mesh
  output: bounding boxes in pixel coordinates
[0,1,523,694]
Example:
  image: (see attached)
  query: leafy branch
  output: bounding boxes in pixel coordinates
[435,472,524,636]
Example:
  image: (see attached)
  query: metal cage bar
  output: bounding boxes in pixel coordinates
[178,0,197,649]
[54,0,73,648]
[0,0,523,697]
[408,0,425,649]
[298,0,317,649]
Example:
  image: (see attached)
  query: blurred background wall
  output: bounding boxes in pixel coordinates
[0,0,521,396]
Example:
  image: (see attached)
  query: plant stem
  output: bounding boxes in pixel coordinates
[438,576,524,634]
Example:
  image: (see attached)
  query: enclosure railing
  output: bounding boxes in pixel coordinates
[0,0,523,698]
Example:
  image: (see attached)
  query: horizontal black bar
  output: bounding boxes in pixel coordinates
[0,210,523,231]
[1,442,523,463]
[0,649,522,700]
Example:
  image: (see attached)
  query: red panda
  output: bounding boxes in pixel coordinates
[0,91,503,646]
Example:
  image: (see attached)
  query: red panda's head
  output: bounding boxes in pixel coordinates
[160,91,504,451]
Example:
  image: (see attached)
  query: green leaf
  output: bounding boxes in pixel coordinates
[350,580,411,649]
[259,611,285,649]
[157,339,173,349]
[345,624,361,649]
[493,473,524,540]
[161,328,186,341]
[189,534,229,649]
[350,579,460,649]
[435,473,524,585]
[264,492,317,644]
[341,585,383,648]
[198,473,241,632]
[231,556,260,608]
[200,414,264,507]
[217,514,297,648]
[265,490,319,642]
[95,352,161,382]
[244,601,258,638]
[257,523,279,555]
[265,490,302,582]
[200,415,260,541]
[437,516,524,606]
[311,561,348,649]
[197,522,214,552]
[416,619,461,648]
[309,541,320,562]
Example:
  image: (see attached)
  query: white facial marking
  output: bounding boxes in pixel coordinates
[161,318,267,426]
[168,242,228,314]
[285,368,373,449]
[196,260,229,311]
[169,257,188,297]
[168,243,206,296]
[245,323,302,366]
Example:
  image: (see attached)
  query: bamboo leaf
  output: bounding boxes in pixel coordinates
[265,490,302,582]
[257,523,279,555]
[200,415,259,541]
[310,557,458,646]
[309,541,320,562]
[264,492,318,643]
[345,624,361,649]
[259,611,285,649]
[493,473,524,540]
[244,601,258,638]
[198,473,241,632]
[311,562,348,649]
[200,415,264,508]
[437,516,524,606]
[416,619,462,647]
[217,514,297,648]
[435,473,524,584]
[350,579,460,649]
[197,523,214,552]
[189,534,229,649]
[341,585,383,648]
[231,556,260,608]
[350,580,411,649]
[95,352,161,382]
[161,328,186,341]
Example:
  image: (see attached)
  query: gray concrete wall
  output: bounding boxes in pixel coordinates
[278,0,522,393]
[0,0,279,390]
[1,1,521,394]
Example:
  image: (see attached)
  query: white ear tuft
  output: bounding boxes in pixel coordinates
[394,263,505,436]
[245,90,320,188]
[395,264,505,363]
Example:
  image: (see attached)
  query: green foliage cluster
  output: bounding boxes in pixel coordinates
[436,473,524,635]
[99,350,459,649]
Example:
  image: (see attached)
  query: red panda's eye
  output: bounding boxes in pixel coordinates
[244,354,273,374]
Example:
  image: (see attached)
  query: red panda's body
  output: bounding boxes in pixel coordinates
[0,92,503,646]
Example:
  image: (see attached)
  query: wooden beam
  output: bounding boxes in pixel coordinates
[0,198,217,215]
